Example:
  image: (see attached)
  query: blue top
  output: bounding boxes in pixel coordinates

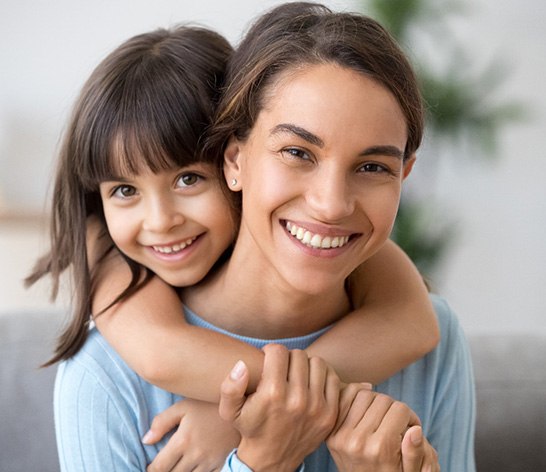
[54,295,476,471]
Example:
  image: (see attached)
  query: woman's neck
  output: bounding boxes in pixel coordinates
[181,247,351,339]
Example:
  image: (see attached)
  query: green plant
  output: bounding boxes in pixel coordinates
[360,0,523,277]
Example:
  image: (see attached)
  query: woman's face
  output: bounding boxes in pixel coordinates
[224,63,415,295]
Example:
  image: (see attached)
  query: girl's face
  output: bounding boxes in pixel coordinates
[99,162,235,287]
[224,63,415,296]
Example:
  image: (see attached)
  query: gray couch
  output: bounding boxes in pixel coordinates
[1,310,545,471]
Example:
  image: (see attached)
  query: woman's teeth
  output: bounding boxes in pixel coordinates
[286,222,350,249]
[152,237,196,254]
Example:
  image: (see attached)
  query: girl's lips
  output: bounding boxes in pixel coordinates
[283,220,357,249]
[149,236,198,254]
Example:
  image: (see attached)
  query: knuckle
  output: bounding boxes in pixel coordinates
[391,400,410,417]
[286,393,307,415]
[262,383,285,403]
[309,355,326,369]
[346,383,362,396]
[365,436,400,462]
[264,343,288,356]
[354,388,374,403]
[220,377,238,397]
[345,435,366,456]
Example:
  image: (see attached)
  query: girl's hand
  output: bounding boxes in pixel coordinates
[327,384,431,472]
[219,344,340,472]
[144,399,240,472]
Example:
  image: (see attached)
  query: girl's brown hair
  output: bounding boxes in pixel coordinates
[27,26,232,365]
[205,2,424,168]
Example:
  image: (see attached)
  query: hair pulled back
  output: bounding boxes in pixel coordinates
[205,2,423,166]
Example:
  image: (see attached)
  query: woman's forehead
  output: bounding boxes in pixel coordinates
[253,63,406,146]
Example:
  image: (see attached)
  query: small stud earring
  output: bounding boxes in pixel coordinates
[231,178,238,187]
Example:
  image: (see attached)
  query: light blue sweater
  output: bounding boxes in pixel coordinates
[54,295,476,471]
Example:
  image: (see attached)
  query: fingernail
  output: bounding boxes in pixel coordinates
[360,382,373,390]
[411,427,423,446]
[142,429,155,444]
[230,360,246,380]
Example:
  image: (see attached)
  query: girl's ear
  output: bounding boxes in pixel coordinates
[402,154,416,180]
[223,136,242,191]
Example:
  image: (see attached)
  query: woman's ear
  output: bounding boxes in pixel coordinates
[224,136,242,191]
[402,154,416,180]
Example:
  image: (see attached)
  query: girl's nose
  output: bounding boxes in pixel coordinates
[142,196,185,233]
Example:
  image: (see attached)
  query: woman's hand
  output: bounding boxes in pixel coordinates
[219,344,340,472]
[400,425,440,472]
[144,399,240,472]
[327,384,439,471]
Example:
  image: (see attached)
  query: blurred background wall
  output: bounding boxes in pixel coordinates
[1,0,544,335]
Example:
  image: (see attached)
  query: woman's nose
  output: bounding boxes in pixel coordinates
[142,196,185,233]
[305,169,355,222]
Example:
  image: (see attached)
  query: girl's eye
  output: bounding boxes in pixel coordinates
[281,147,312,161]
[176,173,202,187]
[112,185,137,198]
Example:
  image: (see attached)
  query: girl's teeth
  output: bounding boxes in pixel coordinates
[153,237,196,254]
[285,222,350,249]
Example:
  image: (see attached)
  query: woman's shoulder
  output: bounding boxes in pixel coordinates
[429,294,468,351]
[55,327,178,407]
[56,328,134,392]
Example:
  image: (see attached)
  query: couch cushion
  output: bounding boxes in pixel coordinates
[0,310,63,472]
[469,334,546,472]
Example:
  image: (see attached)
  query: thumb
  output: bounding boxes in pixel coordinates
[218,360,249,423]
[401,425,424,471]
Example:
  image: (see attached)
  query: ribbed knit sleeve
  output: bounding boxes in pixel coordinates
[375,295,476,472]
[54,329,177,471]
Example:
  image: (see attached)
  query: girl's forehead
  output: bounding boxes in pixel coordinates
[105,132,191,178]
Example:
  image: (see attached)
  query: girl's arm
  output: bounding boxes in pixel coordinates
[91,217,437,400]
[88,215,264,402]
[91,249,264,402]
[306,239,439,384]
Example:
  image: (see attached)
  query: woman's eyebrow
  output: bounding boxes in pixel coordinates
[270,123,324,147]
[361,145,404,160]
[270,123,404,159]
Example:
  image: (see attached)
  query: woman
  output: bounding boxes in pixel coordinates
[179,2,476,470]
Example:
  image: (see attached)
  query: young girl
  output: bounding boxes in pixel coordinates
[27,23,439,470]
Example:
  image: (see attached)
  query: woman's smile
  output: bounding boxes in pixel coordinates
[284,220,355,250]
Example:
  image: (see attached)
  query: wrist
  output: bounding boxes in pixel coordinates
[236,440,302,472]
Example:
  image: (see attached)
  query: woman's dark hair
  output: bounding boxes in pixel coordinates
[26,25,232,365]
[205,2,424,170]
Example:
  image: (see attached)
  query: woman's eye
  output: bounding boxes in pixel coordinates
[360,162,388,174]
[112,185,137,198]
[177,173,202,187]
[281,147,311,161]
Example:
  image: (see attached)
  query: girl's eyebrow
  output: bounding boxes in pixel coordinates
[270,123,404,159]
[101,174,132,183]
